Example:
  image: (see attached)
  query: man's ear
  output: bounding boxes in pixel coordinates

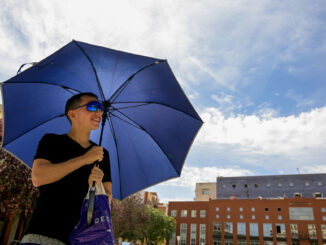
[67,110,75,121]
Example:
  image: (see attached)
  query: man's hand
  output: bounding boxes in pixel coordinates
[83,146,104,165]
[88,165,104,187]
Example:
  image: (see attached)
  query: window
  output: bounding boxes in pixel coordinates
[200,210,206,218]
[290,224,298,239]
[181,210,188,217]
[202,189,210,194]
[276,224,286,238]
[263,242,273,245]
[317,181,322,186]
[237,222,246,235]
[190,224,196,245]
[213,222,222,233]
[227,207,231,212]
[254,184,258,188]
[323,216,326,221]
[278,215,282,220]
[250,223,259,236]
[225,240,233,245]
[305,182,310,186]
[191,210,197,218]
[216,207,220,212]
[250,241,259,245]
[244,184,248,188]
[232,184,236,188]
[308,224,317,239]
[289,182,294,187]
[240,214,244,219]
[200,224,206,245]
[223,184,226,188]
[277,207,281,212]
[216,214,220,219]
[180,223,187,245]
[252,215,256,220]
[265,208,269,211]
[169,224,176,245]
[289,207,314,220]
[227,214,231,219]
[224,222,233,235]
[266,183,270,188]
[278,183,282,187]
[240,207,243,212]
[251,207,255,212]
[213,239,221,245]
[265,215,269,220]
[263,223,272,237]
[238,240,246,245]
[171,210,177,217]
[321,207,326,212]
[321,224,326,239]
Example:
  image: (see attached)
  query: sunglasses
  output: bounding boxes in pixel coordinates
[74,101,103,112]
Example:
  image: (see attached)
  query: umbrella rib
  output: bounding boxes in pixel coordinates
[111,107,181,176]
[2,114,66,147]
[108,60,166,103]
[72,40,105,101]
[109,112,142,130]
[109,103,150,111]
[4,81,83,96]
[112,101,203,122]
[106,114,123,200]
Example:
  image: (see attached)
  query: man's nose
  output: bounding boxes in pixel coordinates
[96,108,103,115]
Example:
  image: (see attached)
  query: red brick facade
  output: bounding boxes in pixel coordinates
[168,197,326,245]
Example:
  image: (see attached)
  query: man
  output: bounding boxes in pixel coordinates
[21,92,112,245]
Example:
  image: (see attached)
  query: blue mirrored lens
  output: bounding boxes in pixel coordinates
[87,101,103,112]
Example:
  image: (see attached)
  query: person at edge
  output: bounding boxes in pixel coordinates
[20,92,112,245]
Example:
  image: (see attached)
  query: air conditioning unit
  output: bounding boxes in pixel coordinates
[294,193,302,197]
[313,192,323,198]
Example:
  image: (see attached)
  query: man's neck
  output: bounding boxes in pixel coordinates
[67,128,91,148]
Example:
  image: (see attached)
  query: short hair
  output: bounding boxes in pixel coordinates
[65,92,98,124]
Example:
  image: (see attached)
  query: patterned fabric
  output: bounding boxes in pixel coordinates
[21,234,66,245]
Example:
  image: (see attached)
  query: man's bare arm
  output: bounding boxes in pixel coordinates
[32,146,104,187]
[103,181,112,203]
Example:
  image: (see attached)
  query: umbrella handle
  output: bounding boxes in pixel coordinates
[87,162,100,226]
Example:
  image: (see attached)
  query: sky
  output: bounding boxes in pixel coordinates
[1,0,326,203]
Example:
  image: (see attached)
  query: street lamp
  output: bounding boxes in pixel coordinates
[176,235,180,245]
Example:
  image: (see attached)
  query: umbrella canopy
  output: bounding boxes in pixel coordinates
[1,40,203,200]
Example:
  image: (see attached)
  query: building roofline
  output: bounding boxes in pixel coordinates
[216,172,326,179]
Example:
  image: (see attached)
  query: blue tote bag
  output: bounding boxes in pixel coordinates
[70,184,115,245]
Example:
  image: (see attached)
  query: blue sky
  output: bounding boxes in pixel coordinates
[1,0,326,202]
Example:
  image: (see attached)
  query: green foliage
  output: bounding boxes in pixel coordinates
[111,195,176,244]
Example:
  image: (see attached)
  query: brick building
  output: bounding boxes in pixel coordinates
[168,197,326,245]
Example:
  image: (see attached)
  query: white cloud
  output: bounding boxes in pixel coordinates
[197,106,326,158]
[1,0,325,90]
[302,165,326,174]
[162,166,253,189]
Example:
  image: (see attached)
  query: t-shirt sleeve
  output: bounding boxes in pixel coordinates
[101,149,112,183]
[34,134,55,161]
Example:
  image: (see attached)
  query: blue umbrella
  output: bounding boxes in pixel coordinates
[1,40,203,200]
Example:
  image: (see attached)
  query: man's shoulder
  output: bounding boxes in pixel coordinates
[40,133,67,143]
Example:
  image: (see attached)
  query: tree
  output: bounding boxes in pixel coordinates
[111,193,149,243]
[0,119,39,242]
[111,194,176,245]
[143,208,176,244]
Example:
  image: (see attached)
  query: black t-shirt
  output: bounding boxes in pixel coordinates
[25,133,111,244]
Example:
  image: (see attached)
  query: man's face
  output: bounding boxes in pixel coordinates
[71,95,103,130]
